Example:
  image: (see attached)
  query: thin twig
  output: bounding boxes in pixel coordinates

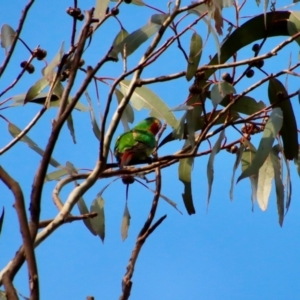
[0,0,35,77]
[120,166,164,300]
[38,212,98,228]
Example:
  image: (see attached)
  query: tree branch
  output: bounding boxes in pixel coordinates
[0,166,39,300]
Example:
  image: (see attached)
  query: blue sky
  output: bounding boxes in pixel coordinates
[1,0,300,299]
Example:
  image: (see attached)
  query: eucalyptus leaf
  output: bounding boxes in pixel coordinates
[211,82,236,108]
[90,195,105,242]
[186,32,202,81]
[270,145,284,226]
[0,24,16,53]
[0,207,4,235]
[229,144,244,200]
[257,155,274,211]
[207,130,225,207]
[77,198,96,236]
[119,80,178,128]
[178,148,195,215]
[238,108,283,182]
[268,78,298,160]
[8,122,61,168]
[121,202,131,241]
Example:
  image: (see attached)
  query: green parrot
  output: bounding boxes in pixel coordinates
[114,117,162,167]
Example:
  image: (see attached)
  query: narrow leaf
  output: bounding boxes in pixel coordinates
[115,88,134,132]
[119,80,178,128]
[1,24,16,53]
[241,142,258,208]
[229,144,244,200]
[186,32,203,81]
[42,41,65,80]
[45,168,69,182]
[24,78,49,104]
[111,22,160,58]
[8,122,61,168]
[109,29,129,60]
[179,155,195,215]
[121,202,131,241]
[237,108,283,181]
[77,198,96,236]
[257,155,274,211]
[67,114,76,144]
[11,92,89,111]
[211,82,236,108]
[270,146,284,226]
[90,195,105,242]
[219,95,266,115]
[268,78,298,160]
[150,14,169,25]
[0,207,4,235]
[85,91,101,141]
[207,130,225,207]
[94,0,109,22]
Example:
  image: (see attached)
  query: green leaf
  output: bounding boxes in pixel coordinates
[293,146,300,176]
[270,145,284,226]
[119,80,178,128]
[67,114,76,144]
[77,198,96,236]
[178,154,195,215]
[85,91,101,141]
[0,207,4,235]
[0,24,16,53]
[186,32,202,81]
[171,112,187,141]
[186,110,195,147]
[287,11,300,45]
[42,41,65,80]
[207,130,225,207]
[111,22,160,58]
[159,109,239,147]
[110,29,129,60]
[44,168,69,182]
[121,202,131,241]
[205,11,300,80]
[229,144,244,200]
[11,92,89,111]
[8,122,61,168]
[24,78,49,104]
[150,14,169,25]
[241,142,258,208]
[94,0,109,22]
[90,195,105,242]
[115,88,134,132]
[268,78,298,160]
[257,155,274,211]
[211,82,236,108]
[220,95,266,115]
[238,108,283,182]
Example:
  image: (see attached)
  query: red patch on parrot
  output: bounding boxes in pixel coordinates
[149,119,162,135]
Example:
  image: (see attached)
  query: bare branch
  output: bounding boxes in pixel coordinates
[0,166,39,300]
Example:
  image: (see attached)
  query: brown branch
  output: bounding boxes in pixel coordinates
[0,166,39,300]
[38,212,98,228]
[120,165,164,300]
[0,0,35,78]
[2,273,18,300]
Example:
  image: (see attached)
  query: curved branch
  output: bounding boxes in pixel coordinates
[0,166,39,300]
